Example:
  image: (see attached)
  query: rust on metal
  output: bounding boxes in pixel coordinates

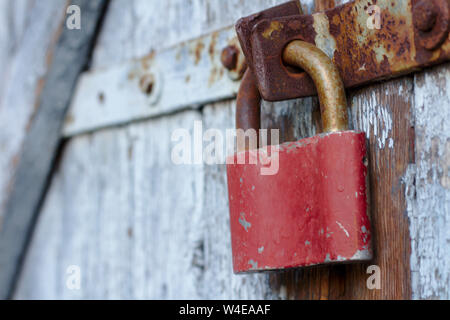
[413,0,438,32]
[221,45,239,70]
[228,32,369,274]
[237,0,450,101]
[139,74,155,95]
[220,37,247,81]
[235,0,303,76]
[413,0,450,51]
[235,39,349,149]
[236,69,261,152]
[283,40,348,132]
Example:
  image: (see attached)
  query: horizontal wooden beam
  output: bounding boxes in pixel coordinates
[63,26,244,137]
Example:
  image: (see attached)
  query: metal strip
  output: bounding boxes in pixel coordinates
[246,0,450,101]
[63,26,245,137]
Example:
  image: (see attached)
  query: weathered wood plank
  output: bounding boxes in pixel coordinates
[408,63,450,299]
[0,0,108,299]
[90,0,315,68]
[0,0,66,222]
[15,111,206,299]
[16,0,450,300]
[63,26,242,137]
[346,77,413,299]
[16,0,300,300]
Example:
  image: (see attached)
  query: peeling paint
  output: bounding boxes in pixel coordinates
[313,12,337,59]
[353,94,394,149]
[405,64,450,299]
[262,21,283,39]
[336,221,350,238]
[350,249,372,261]
[248,259,258,269]
[238,212,251,232]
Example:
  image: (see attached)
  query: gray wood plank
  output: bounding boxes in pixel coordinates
[0,0,108,299]
[15,0,307,300]
[16,0,450,300]
[0,0,66,223]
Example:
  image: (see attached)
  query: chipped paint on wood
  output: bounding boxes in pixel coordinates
[406,63,450,299]
[11,0,450,300]
[15,0,304,300]
[0,1,67,221]
[351,93,394,150]
[247,0,450,101]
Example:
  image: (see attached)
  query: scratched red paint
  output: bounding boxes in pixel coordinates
[226,131,372,273]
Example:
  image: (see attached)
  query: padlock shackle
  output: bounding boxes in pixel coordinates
[236,69,261,152]
[235,41,348,150]
[283,40,348,133]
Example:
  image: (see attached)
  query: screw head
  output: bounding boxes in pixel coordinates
[139,74,155,95]
[413,0,438,32]
[221,46,239,70]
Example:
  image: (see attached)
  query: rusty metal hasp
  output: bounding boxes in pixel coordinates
[237,0,450,101]
[226,41,371,273]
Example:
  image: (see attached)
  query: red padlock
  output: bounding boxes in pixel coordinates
[226,41,372,273]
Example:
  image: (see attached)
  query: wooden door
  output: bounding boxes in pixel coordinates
[9,0,450,299]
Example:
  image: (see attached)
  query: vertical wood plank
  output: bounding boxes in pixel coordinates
[0,0,67,221]
[345,78,414,299]
[90,0,306,69]
[409,63,450,299]
[16,0,306,299]
[15,111,207,299]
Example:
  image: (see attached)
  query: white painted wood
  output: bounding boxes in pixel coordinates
[90,0,315,68]
[407,63,450,299]
[63,0,317,137]
[15,111,205,299]
[0,0,108,299]
[200,101,283,299]
[0,0,67,220]
[63,26,241,137]
[17,0,307,299]
[21,0,450,300]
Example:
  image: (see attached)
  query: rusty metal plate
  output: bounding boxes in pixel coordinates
[241,0,450,101]
[235,0,303,77]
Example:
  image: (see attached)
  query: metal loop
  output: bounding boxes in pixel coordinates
[235,40,348,150]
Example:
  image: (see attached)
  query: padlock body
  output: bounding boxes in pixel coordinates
[226,131,372,273]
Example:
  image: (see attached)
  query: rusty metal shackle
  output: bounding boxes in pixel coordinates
[236,40,348,151]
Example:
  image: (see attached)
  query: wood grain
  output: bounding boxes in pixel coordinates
[0,0,67,222]
[12,0,450,300]
[409,63,450,299]
[0,0,108,299]
[63,26,242,137]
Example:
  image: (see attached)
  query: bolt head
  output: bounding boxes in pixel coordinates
[413,0,438,32]
[139,74,155,95]
[221,46,238,70]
